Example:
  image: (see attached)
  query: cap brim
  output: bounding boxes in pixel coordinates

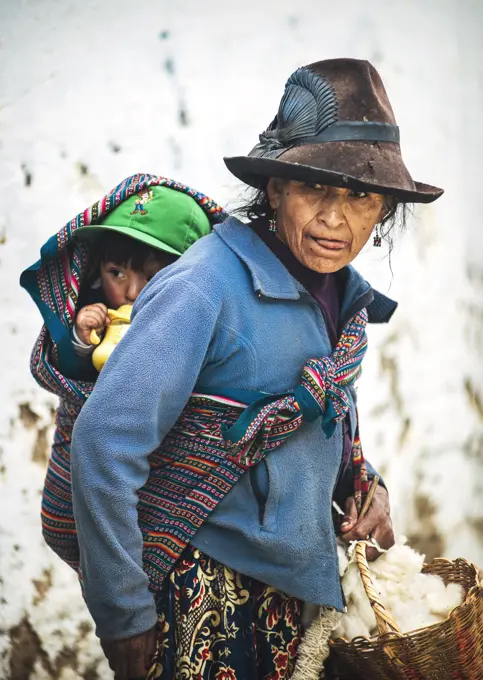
[224,156,444,204]
[74,224,182,257]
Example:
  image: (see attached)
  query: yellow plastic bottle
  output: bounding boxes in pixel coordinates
[90,304,133,372]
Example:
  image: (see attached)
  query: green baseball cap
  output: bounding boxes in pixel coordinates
[75,185,211,256]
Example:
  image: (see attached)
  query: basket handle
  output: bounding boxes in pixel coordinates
[355,541,402,636]
[353,477,402,636]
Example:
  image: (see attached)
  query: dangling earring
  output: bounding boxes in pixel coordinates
[269,211,277,233]
[373,224,382,247]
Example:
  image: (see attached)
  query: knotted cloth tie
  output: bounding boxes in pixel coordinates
[221,309,369,511]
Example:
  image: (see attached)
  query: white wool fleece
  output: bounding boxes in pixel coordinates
[331,539,464,639]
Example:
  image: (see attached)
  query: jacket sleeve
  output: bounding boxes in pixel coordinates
[71,325,95,356]
[71,274,220,640]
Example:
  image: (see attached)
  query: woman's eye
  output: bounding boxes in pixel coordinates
[351,191,369,199]
[307,183,324,190]
[109,269,124,278]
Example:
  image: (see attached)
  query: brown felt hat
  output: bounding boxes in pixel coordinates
[225,58,443,204]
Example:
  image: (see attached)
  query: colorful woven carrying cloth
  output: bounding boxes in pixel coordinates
[21,173,369,589]
[20,174,226,569]
[21,173,226,393]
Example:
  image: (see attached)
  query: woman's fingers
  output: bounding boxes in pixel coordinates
[340,495,358,533]
[339,487,395,561]
[101,625,157,680]
[366,522,395,561]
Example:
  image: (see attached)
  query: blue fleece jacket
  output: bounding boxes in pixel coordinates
[71,217,396,640]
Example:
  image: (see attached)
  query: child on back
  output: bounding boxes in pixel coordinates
[68,184,211,378]
[21,175,224,571]
[71,231,176,374]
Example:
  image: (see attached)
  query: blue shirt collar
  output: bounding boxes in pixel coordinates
[214,216,397,323]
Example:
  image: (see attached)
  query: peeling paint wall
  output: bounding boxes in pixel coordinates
[0,0,482,677]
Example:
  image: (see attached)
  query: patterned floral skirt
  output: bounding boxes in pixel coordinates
[146,545,302,680]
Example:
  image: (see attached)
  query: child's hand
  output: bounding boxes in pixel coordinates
[75,304,110,345]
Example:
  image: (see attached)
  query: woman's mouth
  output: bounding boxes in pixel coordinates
[310,236,349,254]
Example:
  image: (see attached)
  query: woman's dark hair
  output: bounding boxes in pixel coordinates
[235,183,411,253]
[94,231,177,271]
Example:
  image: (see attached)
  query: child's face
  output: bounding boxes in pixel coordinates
[99,253,167,308]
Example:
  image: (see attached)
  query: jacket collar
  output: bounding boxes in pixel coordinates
[214,217,397,323]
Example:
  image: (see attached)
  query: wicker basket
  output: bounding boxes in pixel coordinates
[329,542,483,680]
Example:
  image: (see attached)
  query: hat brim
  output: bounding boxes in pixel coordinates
[224,155,443,204]
[74,224,183,257]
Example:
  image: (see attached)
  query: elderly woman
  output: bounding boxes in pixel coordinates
[71,59,443,680]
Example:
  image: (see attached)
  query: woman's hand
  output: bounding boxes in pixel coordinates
[100,625,157,680]
[339,485,395,561]
[75,303,110,345]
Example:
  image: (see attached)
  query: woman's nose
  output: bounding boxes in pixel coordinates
[317,196,345,228]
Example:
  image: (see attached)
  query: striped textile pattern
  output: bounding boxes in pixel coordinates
[138,309,369,590]
[27,173,369,591]
[28,173,225,402]
[41,311,369,591]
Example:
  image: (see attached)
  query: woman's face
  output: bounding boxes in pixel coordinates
[267,179,387,273]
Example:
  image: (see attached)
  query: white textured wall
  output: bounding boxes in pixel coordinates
[0,1,482,677]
